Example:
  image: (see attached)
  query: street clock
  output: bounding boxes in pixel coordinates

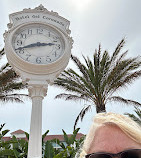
[4,5,73,158]
[4,4,73,84]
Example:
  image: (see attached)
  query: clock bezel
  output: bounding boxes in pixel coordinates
[11,23,65,65]
[5,22,71,75]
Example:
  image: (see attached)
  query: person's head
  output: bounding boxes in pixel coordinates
[79,112,141,158]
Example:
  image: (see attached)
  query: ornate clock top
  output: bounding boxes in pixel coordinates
[4,4,71,38]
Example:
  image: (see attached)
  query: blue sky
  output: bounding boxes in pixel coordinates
[0,0,141,136]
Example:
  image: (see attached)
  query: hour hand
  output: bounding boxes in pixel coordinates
[15,43,38,50]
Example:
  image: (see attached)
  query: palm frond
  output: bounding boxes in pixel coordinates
[104,56,141,98]
[74,105,92,130]
[0,63,10,73]
[125,106,141,126]
[93,47,101,94]
[54,69,97,102]
[0,48,4,59]
[115,50,128,65]
[134,106,141,118]
[71,55,89,80]
[0,69,18,86]
[125,113,141,126]
[0,93,28,103]
[110,38,125,65]
[108,96,141,106]
[80,56,98,97]
[107,70,141,99]
[0,48,28,103]
[0,82,27,94]
[55,76,89,98]
[55,93,89,102]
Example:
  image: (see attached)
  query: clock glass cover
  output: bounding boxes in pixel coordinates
[12,23,65,64]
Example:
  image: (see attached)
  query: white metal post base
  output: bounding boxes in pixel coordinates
[27,84,48,158]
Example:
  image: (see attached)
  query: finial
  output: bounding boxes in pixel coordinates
[35,4,48,11]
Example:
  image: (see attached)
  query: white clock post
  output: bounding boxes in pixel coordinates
[27,81,48,158]
[4,5,73,158]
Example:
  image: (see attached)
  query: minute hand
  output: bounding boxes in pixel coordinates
[37,42,55,46]
[16,42,55,50]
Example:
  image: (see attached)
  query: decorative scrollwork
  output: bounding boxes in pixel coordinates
[3,30,10,40]
[7,23,13,29]
[28,85,48,98]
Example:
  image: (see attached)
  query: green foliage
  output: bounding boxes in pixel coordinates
[54,128,80,149]
[0,124,10,140]
[42,130,49,143]
[54,146,75,158]
[64,128,80,146]
[0,124,11,156]
[54,135,85,158]
[2,135,28,158]
[24,132,29,141]
[43,140,59,158]
[0,125,85,158]
[53,128,85,158]
[0,124,27,158]
[54,39,141,129]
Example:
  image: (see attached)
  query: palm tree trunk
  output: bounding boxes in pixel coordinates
[96,103,106,113]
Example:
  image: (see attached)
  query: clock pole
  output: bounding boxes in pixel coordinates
[27,82,48,158]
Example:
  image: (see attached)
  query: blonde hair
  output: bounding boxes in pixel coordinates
[78,112,141,158]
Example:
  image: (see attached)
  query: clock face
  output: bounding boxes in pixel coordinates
[12,23,65,64]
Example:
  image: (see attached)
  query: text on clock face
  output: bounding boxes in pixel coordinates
[12,24,65,64]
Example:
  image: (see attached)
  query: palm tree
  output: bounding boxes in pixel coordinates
[125,107,141,126]
[0,48,28,103]
[54,39,141,129]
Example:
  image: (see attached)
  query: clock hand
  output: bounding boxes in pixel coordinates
[36,42,55,46]
[16,42,55,50]
[15,43,38,50]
